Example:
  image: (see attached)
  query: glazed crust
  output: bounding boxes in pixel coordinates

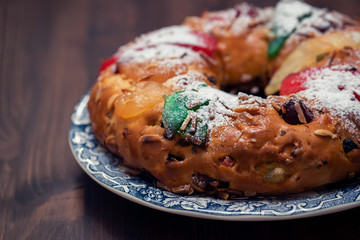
[184,3,272,89]
[88,70,360,197]
[88,3,360,197]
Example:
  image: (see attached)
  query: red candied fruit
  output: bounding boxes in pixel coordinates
[354,91,360,101]
[280,67,360,103]
[173,31,217,57]
[99,55,119,72]
[279,67,322,95]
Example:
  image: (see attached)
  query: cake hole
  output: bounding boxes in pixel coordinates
[167,153,185,161]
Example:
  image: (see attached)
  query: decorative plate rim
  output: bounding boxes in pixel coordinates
[69,94,360,221]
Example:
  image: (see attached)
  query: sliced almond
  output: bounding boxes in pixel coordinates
[313,129,338,139]
[271,101,281,112]
[107,93,120,111]
[171,184,192,194]
[140,134,162,143]
[180,113,192,131]
[243,112,254,120]
[294,101,307,124]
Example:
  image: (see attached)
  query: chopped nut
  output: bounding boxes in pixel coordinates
[216,191,230,200]
[223,111,238,117]
[184,133,202,146]
[200,52,218,66]
[234,106,260,113]
[171,184,192,194]
[285,158,293,164]
[244,191,257,197]
[294,101,307,124]
[105,135,118,153]
[107,93,119,111]
[325,52,335,67]
[140,74,153,81]
[281,105,286,114]
[186,101,200,109]
[313,129,337,139]
[250,138,257,143]
[140,134,162,143]
[243,112,254,120]
[271,101,281,112]
[180,114,192,131]
[190,114,198,133]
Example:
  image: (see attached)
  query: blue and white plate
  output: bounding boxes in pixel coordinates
[69,94,360,221]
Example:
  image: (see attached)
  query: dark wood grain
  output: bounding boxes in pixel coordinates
[1,0,360,239]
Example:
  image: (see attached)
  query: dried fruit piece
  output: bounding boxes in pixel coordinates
[190,173,215,193]
[279,68,317,95]
[266,29,360,95]
[268,1,312,58]
[343,138,359,154]
[115,81,170,119]
[175,31,217,56]
[162,84,210,145]
[99,55,119,72]
[280,99,314,125]
[354,91,360,101]
[263,167,286,184]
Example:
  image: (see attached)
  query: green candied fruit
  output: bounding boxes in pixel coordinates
[268,4,313,58]
[268,35,288,58]
[162,90,189,138]
[162,85,210,145]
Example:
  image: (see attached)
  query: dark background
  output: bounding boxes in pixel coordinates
[1,0,360,239]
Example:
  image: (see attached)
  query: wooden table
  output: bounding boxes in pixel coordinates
[1,0,360,239]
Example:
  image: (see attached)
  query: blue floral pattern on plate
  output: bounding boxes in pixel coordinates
[69,95,360,220]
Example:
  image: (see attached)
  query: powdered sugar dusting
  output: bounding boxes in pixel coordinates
[166,74,265,138]
[272,0,352,38]
[272,0,313,36]
[184,82,238,136]
[200,8,237,33]
[300,67,360,135]
[131,25,201,48]
[119,44,203,65]
[199,3,271,35]
[116,25,210,73]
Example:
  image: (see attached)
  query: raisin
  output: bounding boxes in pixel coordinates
[207,76,216,85]
[280,99,314,125]
[342,138,359,154]
[190,173,215,193]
